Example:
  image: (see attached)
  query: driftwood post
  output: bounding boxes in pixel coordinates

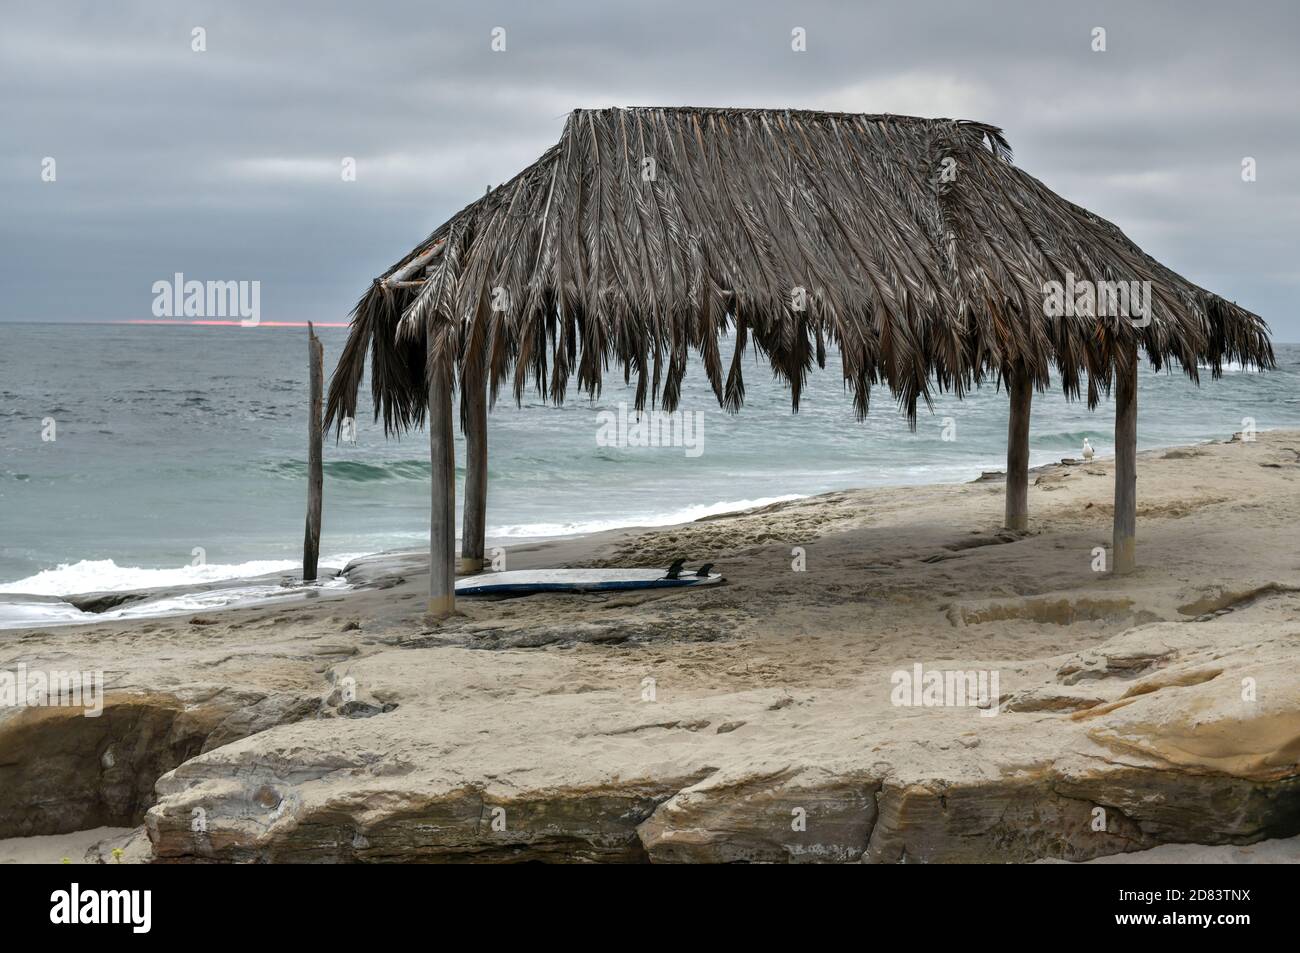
[303,322,324,582]
[428,349,457,618]
[461,369,488,573]
[1112,345,1138,574]
[1003,366,1033,531]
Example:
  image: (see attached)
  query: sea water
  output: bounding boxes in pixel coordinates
[1,322,1297,601]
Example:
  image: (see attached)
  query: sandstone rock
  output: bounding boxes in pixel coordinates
[638,767,878,863]
[0,689,320,839]
[132,614,1300,863]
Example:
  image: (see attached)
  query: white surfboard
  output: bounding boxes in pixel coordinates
[455,568,724,596]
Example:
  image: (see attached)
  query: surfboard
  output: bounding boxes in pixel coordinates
[455,568,724,596]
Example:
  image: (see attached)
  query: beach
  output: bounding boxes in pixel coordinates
[2,428,1297,863]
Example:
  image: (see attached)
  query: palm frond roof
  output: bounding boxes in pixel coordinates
[327,106,1272,435]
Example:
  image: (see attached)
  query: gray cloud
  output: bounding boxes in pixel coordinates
[3,0,1296,337]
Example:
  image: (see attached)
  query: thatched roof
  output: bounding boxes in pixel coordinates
[327,106,1272,435]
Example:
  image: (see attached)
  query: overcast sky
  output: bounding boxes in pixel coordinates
[3,0,1297,338]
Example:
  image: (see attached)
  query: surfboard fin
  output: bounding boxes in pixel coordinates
[695,563,714,577]
[665,558,687,579]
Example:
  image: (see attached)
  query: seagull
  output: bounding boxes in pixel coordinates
[1082,438,1095,462]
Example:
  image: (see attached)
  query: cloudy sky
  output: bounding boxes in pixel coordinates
[4,0,1297,338]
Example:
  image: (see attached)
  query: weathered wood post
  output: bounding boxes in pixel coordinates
[1112,345,1138,574]
[461,368,488,574]
[1003,365,1033,532]
[428,344,457,617]
[303,322,324,582]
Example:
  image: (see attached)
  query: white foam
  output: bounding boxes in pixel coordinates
[0,577,352,630]
[488,495,805,539]
[0,554,368,597]
[1196,361,1261,373]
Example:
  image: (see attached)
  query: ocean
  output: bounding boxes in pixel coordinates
[1,322,1297,597]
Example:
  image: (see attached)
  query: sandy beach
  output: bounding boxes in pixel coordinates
[0,428,1297,863]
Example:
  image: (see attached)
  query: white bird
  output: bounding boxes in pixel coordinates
[1082,438,1095,462]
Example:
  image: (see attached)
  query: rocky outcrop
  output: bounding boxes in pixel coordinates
[638,768,880,863]
[125,615,1300,864]
[0,689,319,839]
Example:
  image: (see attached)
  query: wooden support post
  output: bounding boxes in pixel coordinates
[428,351,457,618]
[1003,367,1032,532]
[303,323,324,582]
[461,370,488,574]
[1112,345,1138,574]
